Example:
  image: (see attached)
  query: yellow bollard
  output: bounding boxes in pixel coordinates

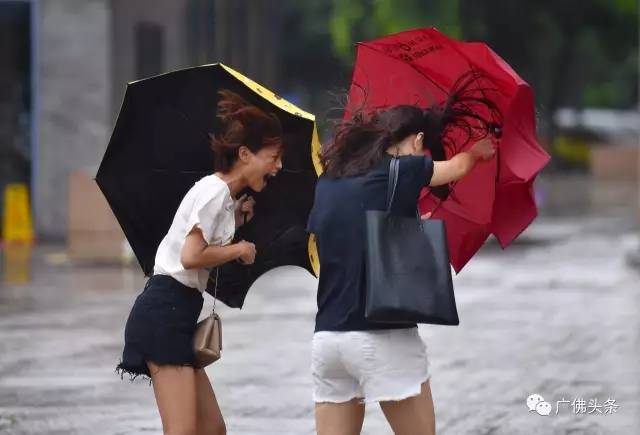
[2,183,34,245]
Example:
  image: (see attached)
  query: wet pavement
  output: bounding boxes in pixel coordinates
[0,189,639,434]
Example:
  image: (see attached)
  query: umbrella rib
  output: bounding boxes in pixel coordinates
[150,168,306,175]
[151,169,212,174]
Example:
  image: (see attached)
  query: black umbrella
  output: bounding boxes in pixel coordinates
[96,63,320,308]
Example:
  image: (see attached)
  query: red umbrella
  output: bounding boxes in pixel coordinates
[346,27,550,272]
[491,179,538,247]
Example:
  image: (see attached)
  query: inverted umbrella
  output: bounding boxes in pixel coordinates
[345,27,550,272]
[97,63,321,307]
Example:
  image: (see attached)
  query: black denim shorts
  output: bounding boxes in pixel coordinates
[116,274,204,380]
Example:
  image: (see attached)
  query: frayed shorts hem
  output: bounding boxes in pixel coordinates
[362,373,432,404]
[313,373,432,404]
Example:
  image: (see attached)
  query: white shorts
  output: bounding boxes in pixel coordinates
[311,328,431,404]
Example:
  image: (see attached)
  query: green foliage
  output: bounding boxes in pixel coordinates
[329,0,461,63]
[279,0,638,138]
[456,0,638,142]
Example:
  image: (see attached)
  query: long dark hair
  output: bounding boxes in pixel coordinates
[320,71,502,180]
[210,89,283,172]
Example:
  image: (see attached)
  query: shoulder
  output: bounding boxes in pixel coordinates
[183,175,234,240]
[180,175,233,223]
[191,175,231,202]
[316,173,362,191]
[316,174,340,189]
[398,154,430,166]
[197,174,227,192]
[399,155,433,172]
[395,155,433,187]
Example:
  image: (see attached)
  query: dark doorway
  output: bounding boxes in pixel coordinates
[0,1,32,234]
[135,21,165,79]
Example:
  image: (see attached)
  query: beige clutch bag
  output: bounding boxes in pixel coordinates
[193,268,222,368]
[194,311,222,368]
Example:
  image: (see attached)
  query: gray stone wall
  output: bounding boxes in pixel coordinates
[35,0,111,239]
[33,0,281,240]
[110,0,188,122]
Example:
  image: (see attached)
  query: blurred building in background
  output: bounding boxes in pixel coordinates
[0,0,280,242]
[0,0,638,248]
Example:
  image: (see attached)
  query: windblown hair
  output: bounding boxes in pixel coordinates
[320,71,502,185]
[210,89,283,172]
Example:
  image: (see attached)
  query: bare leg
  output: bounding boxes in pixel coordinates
[315,398,365,435]
[379,380,436,435]
[194,369,226,435]
[148,361,198,435]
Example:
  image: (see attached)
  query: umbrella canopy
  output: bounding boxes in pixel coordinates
[345,27,550,272]
[97,63,321,307]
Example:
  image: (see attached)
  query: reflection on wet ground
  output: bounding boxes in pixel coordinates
[1,244,32,288]
[0,175,638,434]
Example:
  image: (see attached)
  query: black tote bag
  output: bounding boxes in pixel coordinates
[364,157,459,325]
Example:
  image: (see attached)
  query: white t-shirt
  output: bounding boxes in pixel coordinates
[153,174,236,291]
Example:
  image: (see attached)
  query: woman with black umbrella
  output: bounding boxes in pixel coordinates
[116,90,283,435]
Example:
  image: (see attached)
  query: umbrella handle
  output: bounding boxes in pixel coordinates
[490,123,502,139]
[232,213,249,265]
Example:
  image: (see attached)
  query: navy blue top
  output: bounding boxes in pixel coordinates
[307,154,434,332]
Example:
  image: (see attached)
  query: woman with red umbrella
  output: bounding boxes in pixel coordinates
[308,75,499,434]
[346,27,550,272]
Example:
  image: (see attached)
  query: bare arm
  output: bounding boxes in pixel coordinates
[429,138,496,187]
[430,152,478,187]
[180,227,255,269]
